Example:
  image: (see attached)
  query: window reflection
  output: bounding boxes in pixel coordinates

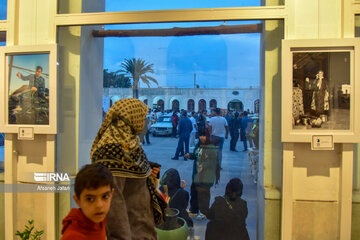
[59,19,261,239]
[101,22,259,239]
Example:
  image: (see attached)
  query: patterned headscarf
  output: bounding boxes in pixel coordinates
[90,98,165,225]
[90,98,151,178]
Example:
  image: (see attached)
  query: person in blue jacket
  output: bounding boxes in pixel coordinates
[171,111,193,160]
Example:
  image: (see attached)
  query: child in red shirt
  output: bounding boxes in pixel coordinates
[61,164,114,240]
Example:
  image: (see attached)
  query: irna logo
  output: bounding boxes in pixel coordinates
[34,172,70,182]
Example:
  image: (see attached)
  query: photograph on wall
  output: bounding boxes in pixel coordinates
[292,51,350,130]
[7,54,49,125]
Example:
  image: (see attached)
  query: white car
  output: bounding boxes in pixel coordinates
[149,116,173,136]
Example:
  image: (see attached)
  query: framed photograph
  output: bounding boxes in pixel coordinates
[0,45,57,134]
[282,39,360,143]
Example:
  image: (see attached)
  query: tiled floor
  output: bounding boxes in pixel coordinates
[142,135,257,240]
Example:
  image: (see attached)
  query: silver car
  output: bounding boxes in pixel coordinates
[149,116,173,136]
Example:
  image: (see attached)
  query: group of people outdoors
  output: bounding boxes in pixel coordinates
[61,98,251,240]
[167,107,258,161]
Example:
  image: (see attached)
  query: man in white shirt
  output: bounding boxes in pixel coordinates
[189,112,198,148]
[208,108,229,168]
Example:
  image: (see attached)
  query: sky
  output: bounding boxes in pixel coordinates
[103,0,261,89]
[104,24,260,89]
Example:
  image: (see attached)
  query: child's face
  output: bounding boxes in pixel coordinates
[73,185,114,223]
[199,136,206,144]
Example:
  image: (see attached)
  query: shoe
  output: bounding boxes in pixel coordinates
[184,157,187,161]
[171,157,179,160]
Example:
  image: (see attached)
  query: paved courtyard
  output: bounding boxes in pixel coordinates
[142,135,257,240]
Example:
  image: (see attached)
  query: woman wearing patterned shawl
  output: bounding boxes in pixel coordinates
[90,98,163,240]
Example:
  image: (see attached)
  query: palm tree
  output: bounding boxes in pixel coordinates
[103,69,132,88]
[120,58,159,98]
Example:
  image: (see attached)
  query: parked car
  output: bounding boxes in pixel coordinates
[149,116,173,136]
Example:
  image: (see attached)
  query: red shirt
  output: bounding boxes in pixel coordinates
[61,208,106,240]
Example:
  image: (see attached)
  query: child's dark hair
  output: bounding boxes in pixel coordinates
[75,164,114,198]
[225,178,243,201]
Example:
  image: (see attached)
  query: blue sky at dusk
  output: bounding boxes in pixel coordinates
[104,21,260,88]
[103,0,261,89]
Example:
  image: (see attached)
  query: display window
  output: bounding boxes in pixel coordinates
[58,19,268,239]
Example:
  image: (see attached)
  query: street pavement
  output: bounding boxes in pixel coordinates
[142,135,257,240]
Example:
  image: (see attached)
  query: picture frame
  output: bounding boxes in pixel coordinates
[0,44,57,134]
[281,39,360,143]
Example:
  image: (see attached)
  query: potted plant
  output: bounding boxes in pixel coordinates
[155,185,188,240]
[15,220,44,240]
[155,208,188,240]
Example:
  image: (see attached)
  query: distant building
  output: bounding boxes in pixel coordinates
[103,87,260,113]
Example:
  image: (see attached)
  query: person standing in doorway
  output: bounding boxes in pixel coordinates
[172,111,193,160]
[208,108,229,168]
